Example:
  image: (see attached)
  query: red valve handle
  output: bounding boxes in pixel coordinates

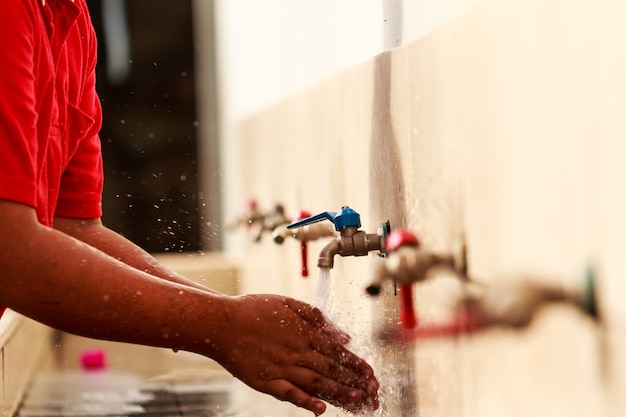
[243,198,259,229]
[386,229,421,329]
[385,229,420,252]
[399,283,417,329]
[246,197,258,209]
[301,241,309,277]
[294,210,312,278]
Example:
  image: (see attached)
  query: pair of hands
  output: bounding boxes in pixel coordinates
[208,294,379,416]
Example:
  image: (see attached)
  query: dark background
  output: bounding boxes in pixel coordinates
[87,0,203,253]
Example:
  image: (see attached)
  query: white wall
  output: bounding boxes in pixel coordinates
[209,0,480,249]
[213,0,479,120]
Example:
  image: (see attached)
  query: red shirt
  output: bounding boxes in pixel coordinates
[0,0,104,318]
[0,0,103,227]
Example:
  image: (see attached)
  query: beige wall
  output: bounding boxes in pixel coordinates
[225,0,626,415]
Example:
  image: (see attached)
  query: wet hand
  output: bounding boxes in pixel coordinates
[211,294,379,415]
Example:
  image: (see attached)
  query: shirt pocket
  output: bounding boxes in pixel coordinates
[64,102,96,160]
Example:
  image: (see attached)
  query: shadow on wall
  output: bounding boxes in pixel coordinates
[369,51,407,229]
[367,48,419,417]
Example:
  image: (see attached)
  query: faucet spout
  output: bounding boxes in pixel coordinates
[366,246,457,295]
[318,239,340,269]
[319,229,385,269]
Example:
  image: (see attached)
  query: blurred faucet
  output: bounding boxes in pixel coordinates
[273,210,336,277]
[273,210,336,244]
[287,206,390,269]
[228,198,290,242]
[378,268,600,343]
[459,268,599,329]
[366,229,464,328]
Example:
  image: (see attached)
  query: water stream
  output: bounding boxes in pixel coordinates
[316,267,332,316]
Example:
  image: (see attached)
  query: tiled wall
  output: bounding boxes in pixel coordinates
[229,0,626,415]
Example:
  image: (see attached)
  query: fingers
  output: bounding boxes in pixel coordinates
[296,349,379,404]
[265,379,327,416]
[292,364,378,414]
[264,369,378,415]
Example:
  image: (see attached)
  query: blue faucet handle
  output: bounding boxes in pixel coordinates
[287,211,336,229]
[287,206,361,231]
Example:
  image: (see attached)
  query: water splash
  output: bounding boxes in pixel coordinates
[314,267,420,417]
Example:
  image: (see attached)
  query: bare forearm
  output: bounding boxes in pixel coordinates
[1,204,228,353]
[53,217,218,294]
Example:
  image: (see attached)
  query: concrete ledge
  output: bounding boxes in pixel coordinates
[0,311,52,417]
[153,252,240,295]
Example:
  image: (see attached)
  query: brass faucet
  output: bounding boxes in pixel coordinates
[365,229,463,328]
[228,199,290,242]
[287,206,390,269]
[459,268,599,328]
